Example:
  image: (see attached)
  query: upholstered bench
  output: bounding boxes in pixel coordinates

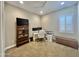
[55,36,78,49]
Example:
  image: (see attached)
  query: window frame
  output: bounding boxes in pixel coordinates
[59,15,74,33]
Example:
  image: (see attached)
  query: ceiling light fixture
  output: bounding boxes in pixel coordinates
[40,10,43,14]
[19,1,23,4]
[61,2,64,5]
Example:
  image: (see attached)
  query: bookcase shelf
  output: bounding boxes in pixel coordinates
[16,18,29,47]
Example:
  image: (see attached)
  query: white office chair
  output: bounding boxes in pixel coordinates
[38,30,46,41]
[46,31,56,42]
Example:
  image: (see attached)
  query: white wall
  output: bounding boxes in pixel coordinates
[0,1,1,56]
[41,5,78,40]
[78,2,79,45]
[0,1,5,56]
[78,3,79,32]
[5,3,41,48]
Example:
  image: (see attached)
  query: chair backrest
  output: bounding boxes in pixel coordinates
[38,30,46,38]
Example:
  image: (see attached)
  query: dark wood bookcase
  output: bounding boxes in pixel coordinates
[16,18,29,47]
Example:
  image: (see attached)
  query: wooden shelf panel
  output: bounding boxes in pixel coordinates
[16,19,29,47]
[17,40,29,47]
[17,37,29,41]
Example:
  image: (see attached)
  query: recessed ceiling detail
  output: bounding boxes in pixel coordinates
[6,1,77,15]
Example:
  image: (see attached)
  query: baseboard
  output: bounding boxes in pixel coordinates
[5,44,16,51]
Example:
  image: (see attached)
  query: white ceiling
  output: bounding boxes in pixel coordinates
[6,1,77,15]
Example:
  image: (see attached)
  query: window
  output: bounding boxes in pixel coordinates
[59,15,73,33]
[59,16,65,32]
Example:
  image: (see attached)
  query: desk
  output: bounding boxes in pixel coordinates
[33,33,38,41]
